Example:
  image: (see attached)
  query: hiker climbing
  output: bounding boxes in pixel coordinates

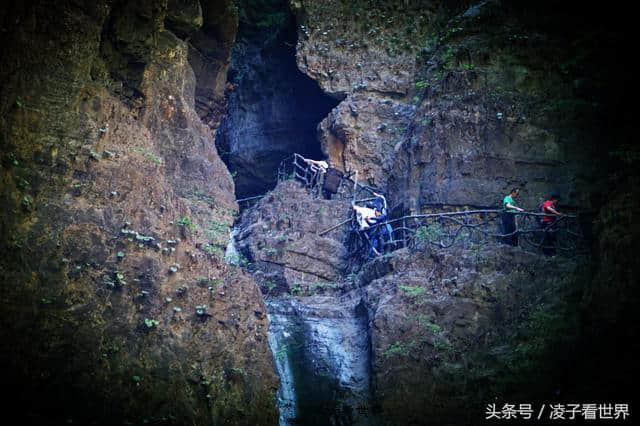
[502,187,524,246]
[367,206,388,257]
[541,194,562,256]
[352,201,384,257]
[300,157,343,200]
[372,192,388,215]
[352,201,377,232]
[278,153,584,260]
[322,166,343,200]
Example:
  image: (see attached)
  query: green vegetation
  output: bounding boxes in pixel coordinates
[196,277,222,288]
[226,252,251,268]
[114,271,127,287]
[275,344,289,361]
[414,222,446,243]
[3,152,19,167]
[195,305,210,317]
[261,280,277,294]
[290,282,303,296]
[176,216,197,232]
[417,315,442,334]
[21,195,34,211]
[143,318,159,329]
[133,147,163,165]
[399,284,426,298]
[204,243,225,258]
[383,339,419,359]
[187,187,216,204]
[286,280,339,297]
[230,367,246,376]
[206,220,228,241]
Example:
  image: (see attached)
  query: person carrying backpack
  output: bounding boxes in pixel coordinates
[372,192,394,250]
[540,194,562,256]
[367,207,388,257]
[502,187,524,246]
[352,201,388,257]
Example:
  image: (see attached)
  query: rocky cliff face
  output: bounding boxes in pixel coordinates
[235,177,591,424]
[230,0,637,424]
[1,0,637,424]
[292,0,436,187]
[293,0,632,212]
[358,245,586,424]
[0,1,277,424]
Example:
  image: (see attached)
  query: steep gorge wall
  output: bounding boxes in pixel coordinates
[0,1,277,424]
[282,0,638,423]
[292,0,633,212]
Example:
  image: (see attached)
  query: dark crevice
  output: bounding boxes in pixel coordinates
[216,0,338,200]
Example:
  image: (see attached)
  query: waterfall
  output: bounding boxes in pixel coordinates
[267,300,299,425]
[266,297,374,425]
[224,227,240,265]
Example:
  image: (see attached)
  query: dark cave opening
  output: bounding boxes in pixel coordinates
[216,0,339,200]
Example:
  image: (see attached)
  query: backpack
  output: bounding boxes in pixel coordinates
[322,167,343,194]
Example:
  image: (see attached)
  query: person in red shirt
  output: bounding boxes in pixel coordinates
[541,194,562,256]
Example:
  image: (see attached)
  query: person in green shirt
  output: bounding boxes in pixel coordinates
[502,187,524,246]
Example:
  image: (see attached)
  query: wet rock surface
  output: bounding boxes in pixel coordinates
[237,181,376,424]
[267,296,373,426]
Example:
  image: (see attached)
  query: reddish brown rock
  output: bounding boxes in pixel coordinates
[0,1,277,424]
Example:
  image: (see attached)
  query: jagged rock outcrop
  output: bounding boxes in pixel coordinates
[0,1,277,424]
[294,0,631,213]
[2,0,637,424]
[236,180,351,295]
[292,0,437,187]
[234,176,592,425]
[386,0,619,213]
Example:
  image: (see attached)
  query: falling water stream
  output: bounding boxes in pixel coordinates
[266,297,375,425]
[226,214,375,425]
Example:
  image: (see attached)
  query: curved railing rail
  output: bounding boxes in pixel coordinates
[346,209,586,259]
[275,153,587,258]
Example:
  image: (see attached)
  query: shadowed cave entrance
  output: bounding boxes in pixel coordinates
[216,0,339,200]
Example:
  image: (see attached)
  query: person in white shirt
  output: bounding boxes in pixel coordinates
[352,202,377,231]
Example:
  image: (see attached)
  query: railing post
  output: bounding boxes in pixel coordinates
[403,217,407,248]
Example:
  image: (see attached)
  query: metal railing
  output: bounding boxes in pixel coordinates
[237,195,264,210]
[276,153,380,201]
[346,209,586,259]
[275,154,587,259]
